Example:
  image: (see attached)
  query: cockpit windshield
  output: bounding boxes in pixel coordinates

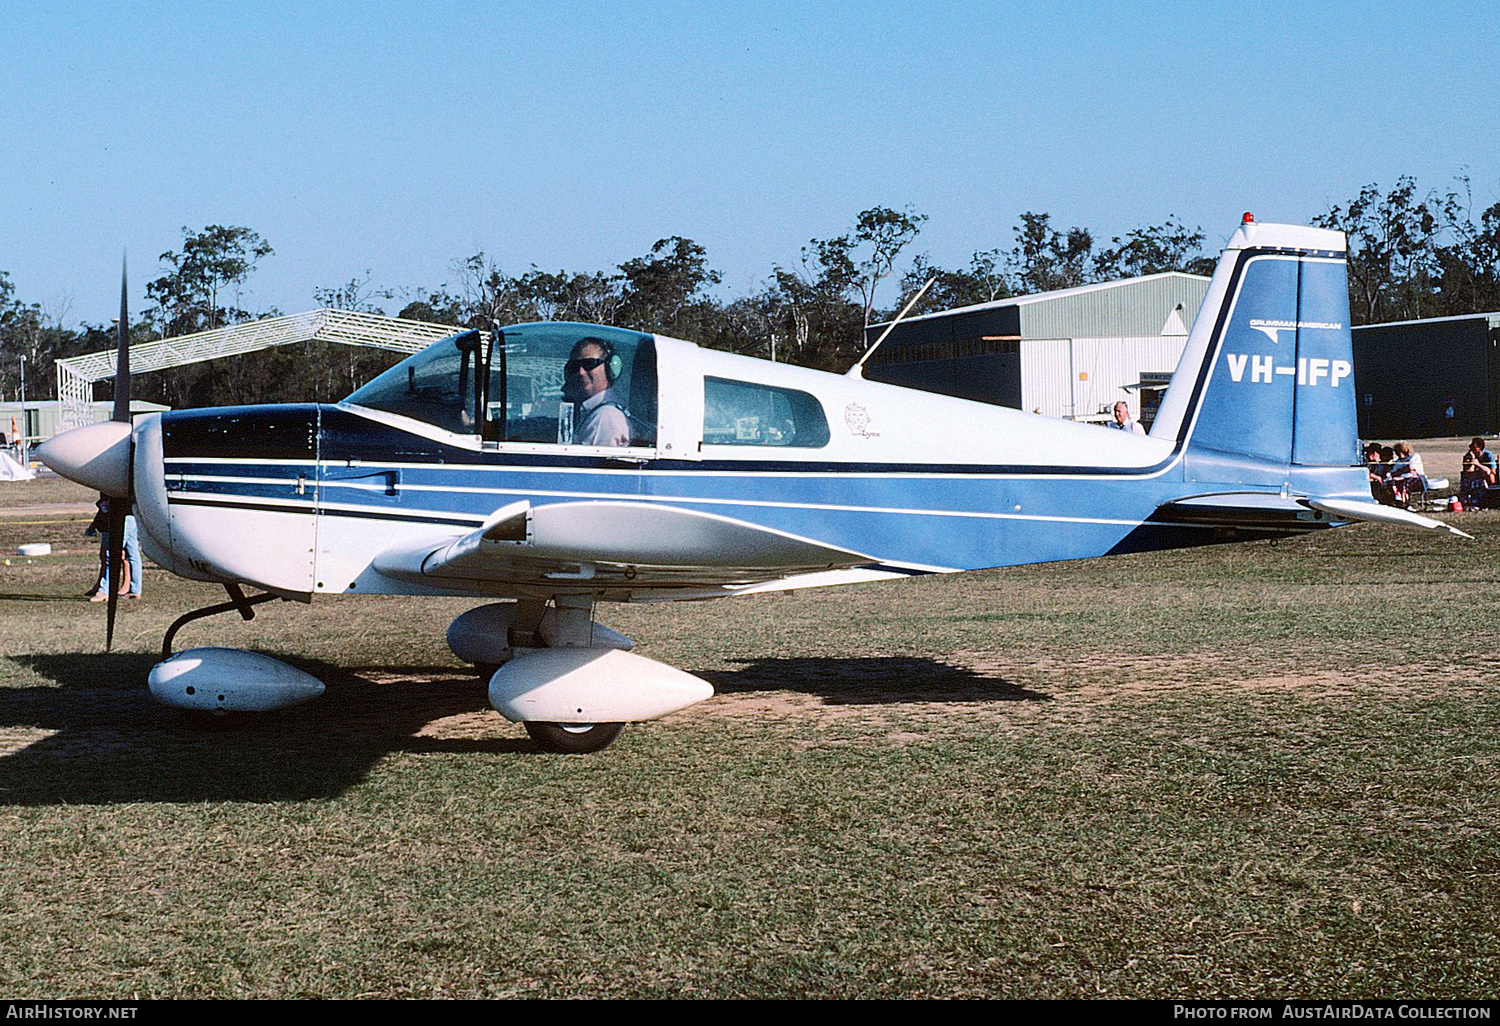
[344,323,656,448]
[344,329,484,435]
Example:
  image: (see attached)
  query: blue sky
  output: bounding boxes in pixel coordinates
[2,1,1496,326]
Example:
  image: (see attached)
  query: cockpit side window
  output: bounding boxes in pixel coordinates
[703,377,829,448]
[487,324,656,447]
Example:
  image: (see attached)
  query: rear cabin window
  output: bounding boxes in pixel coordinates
[702,377,829,448]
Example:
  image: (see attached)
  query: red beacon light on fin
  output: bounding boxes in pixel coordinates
[1242,211,1255,223]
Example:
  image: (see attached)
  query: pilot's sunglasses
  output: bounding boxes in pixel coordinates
[566,357,608,374]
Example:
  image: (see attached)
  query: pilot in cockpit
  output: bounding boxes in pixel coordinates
[561,337,631,447]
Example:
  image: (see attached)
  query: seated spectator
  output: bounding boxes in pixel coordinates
[1459,436,1497,508]
[1366,444,1392,503]
[1385,441,1426,507]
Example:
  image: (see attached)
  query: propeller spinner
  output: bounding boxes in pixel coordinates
[36,259,136,648]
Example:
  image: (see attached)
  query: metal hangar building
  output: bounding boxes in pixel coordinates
[1351,312,1500,439]
[863,272,1211,428]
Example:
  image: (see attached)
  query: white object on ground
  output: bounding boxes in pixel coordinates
[0,451,35,481]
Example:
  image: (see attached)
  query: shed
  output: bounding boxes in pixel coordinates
[0,400,169,449]
[864,272,1210,425]
[1351,312,1500,439]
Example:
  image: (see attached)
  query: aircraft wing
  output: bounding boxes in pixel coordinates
[1152,492,1472,538]
[372,500,883,591]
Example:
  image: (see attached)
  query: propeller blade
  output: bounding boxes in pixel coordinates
[113,255,130,424]
[105,500,124,650]
[106,257,132,650]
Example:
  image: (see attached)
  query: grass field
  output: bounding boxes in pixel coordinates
[0,474,1496,999]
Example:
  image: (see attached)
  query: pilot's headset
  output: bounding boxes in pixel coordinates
[576,337,623,383]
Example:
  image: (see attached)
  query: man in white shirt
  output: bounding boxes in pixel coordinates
[1109,401,1146,436]
[562,337,631,447]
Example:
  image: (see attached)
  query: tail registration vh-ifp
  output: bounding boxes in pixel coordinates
[38,215,1465,752]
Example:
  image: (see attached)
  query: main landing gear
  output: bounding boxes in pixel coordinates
[522,721,625,755]
[146,587,713,753]
[449,594,714,754]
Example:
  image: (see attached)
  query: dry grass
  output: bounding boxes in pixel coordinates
[0,475,1496,998]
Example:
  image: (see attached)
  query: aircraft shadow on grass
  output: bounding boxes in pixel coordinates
[0,654,519,805]
[703,656,1052,706]
[0,652,1046,805]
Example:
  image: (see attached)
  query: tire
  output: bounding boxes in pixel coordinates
[524,721,624,754]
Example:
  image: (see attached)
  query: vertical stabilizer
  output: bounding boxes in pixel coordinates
[1153,218,1355,481]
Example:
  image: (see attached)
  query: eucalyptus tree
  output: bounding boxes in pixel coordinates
[1093,216,1215,279]
[147,225,273,336]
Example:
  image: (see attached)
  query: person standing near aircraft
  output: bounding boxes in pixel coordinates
[1109,401,1146,436]
[85,495,142,602]
[562,337,630,447]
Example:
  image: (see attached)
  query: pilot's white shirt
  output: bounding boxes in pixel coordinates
[1109,417,1146,436]
[576,388,630,447]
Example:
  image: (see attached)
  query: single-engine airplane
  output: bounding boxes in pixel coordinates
[39,216,1467,752]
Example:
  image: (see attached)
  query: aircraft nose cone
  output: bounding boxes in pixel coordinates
[36,420,132,496]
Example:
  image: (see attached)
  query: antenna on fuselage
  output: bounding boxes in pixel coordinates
[847,276,936,379]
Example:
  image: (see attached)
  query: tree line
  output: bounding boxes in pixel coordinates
[2,175,1498,410]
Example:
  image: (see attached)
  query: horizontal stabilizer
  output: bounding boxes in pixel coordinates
[1305,497,1472,539]
[1152,492,1329,529]
[1152,491,1471,538]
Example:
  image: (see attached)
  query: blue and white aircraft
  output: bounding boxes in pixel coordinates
[38,216,1465,751]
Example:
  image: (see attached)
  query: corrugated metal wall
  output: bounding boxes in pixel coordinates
[1020,336,1191,419]
[1017,275,1210,339]
[869,351,1021,406]
[865,272,1210,417]
[0,401,169,443]
[867,273,1211,348]
[1351,314,1500,438]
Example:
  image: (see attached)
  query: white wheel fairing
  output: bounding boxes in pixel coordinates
[488,648,713,723]
[148,647,324,712]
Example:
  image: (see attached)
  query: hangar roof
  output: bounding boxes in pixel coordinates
[53,308,464,430]
[869,271,1212,344]
[1350,311,1500,331]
